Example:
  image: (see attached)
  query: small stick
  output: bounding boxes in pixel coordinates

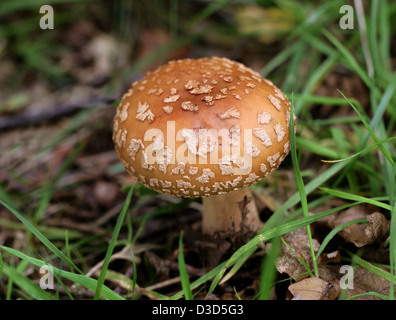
[0,95,117,131]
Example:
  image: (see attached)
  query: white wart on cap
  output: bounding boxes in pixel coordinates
[113,57,292,198]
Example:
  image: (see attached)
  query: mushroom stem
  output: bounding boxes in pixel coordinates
[202,187,262,237]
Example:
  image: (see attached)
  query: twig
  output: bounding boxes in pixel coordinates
[0,95,117,131]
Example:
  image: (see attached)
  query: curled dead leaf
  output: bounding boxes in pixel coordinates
[338,211,389,248]
[316,205,389,248]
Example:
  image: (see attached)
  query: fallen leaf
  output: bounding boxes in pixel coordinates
[348,211,389,247]
[288,277,332,300]
[318,205,389,247]
[344,265,391,300]
[276,227,320,281]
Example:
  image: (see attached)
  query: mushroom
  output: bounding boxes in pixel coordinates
[113,57,292,240]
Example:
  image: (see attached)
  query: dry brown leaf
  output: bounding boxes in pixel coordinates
[288,277,332,300]
[344,266,391,300]
[347,212,389,247]
[318,205,389,247]
[318,204,368,227]
[317,264,342,300]
[276,227,320,281]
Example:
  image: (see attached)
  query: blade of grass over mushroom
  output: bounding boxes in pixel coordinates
[0,246,124,300]
[321,188,393,212]
[0,199,82,274]
[178,231,192,300]
[94,184,135,300]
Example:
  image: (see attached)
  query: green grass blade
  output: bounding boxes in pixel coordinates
[0,199,83,274]
[94,184,135,300]
[347,251,396,285]
[338,90,394,166]
[281,236,314,277]
[0,246,124,300]
[260,42,300,78]
[347,291,390,300]
[2,263,55,300]
[178,231,193,300]
[323,29,371,87]
[322,136,396,163]
[289,97,318,277]
[296,136,340,159]
[258,237,281,300]
[321,188,393,211]
[333,71,396,188]
[0,250,3,281]
[389,199,396,300]
[130,249,138,299]
[295,51,339,114]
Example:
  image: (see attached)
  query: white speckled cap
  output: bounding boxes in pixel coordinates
[113,57,293,198]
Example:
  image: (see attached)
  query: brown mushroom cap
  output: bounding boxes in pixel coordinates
[113,57,292,198]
